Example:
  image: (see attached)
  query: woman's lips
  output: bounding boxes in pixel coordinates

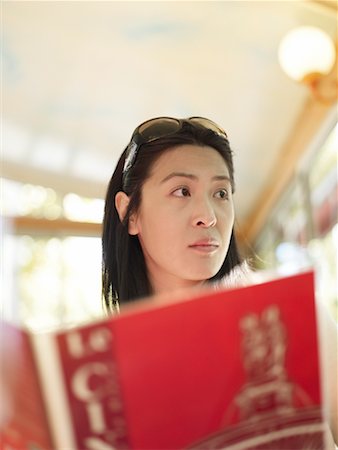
[188,240,219,253]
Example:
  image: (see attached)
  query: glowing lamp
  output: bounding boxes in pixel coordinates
[278,26,336,84]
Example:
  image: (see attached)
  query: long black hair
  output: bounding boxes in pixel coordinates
[102,120,242,310]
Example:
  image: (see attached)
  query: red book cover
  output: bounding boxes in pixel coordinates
[1,272,327,449]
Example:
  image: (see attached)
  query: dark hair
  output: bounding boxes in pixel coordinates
[102,120,242,310]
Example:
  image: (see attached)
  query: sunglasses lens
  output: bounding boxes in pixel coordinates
[138,118,181,142]
[189,117,227,137]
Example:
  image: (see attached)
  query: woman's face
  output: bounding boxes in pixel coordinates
[130,144,235,294]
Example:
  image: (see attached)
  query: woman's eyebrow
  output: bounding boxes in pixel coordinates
[213,175,232,183]
[160,172,197,184]
[160,172,231,184]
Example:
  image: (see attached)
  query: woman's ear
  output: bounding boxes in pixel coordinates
[115,191,129,223]
[115,191,139,235]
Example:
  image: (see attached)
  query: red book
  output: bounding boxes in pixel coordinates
[1,272,327,449]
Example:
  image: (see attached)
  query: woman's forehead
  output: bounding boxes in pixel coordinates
[150,144,230,177]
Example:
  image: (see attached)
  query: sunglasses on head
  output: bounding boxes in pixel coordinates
[122,116,228,176]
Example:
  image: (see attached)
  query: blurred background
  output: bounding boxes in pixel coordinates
[1,0,337,329]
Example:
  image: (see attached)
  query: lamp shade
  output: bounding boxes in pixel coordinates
[278,26,336,83]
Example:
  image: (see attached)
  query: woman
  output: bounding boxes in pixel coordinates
[102,116,337,445]
[102,116,243,310]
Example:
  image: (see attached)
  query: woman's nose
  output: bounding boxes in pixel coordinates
[192,198,217,228]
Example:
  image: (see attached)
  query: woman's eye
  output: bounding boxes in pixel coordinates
[172,187,191,197]
[215,189,229,200]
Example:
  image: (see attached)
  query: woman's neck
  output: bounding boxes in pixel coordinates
[149,273,206,297]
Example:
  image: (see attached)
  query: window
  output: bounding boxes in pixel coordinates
[2,179,105,330]
[254,124,337,320]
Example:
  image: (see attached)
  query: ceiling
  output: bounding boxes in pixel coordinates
[2,0,337,230]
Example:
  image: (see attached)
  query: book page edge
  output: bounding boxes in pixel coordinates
[30,332,77,449]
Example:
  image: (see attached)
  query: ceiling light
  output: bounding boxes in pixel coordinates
[278,26,337,102]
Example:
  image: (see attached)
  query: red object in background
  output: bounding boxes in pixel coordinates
[313,183,338,237]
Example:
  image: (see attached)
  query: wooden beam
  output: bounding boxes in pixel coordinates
[10,216,102,237]
[308,0,338,13]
